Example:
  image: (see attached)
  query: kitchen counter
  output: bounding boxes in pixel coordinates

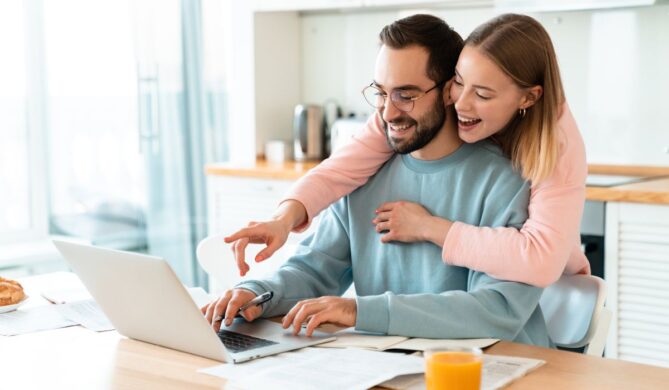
[205,159,320,180]
[205,160,669,205]
[586,164,669,204]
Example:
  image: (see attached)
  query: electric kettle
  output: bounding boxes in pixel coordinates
[293,104,325,161]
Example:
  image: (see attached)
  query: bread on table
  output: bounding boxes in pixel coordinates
[0,277,26,306]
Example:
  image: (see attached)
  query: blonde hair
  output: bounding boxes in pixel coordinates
[466,14,563,184]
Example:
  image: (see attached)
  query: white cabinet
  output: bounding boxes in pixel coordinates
[605,202,669,367]
[206,175,320,293]
[253,0,363,12]
[363,0,491,6]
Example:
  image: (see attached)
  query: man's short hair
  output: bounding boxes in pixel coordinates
[379,14,464,84]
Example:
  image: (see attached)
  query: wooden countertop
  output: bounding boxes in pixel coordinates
[206,160,669,205]
[205,159,321,180]
[586,176,669,204]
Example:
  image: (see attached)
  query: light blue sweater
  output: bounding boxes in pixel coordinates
[239,141,551,347]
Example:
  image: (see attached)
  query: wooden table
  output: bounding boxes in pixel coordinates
[2,273,668,389]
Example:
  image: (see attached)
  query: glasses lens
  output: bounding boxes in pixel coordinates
[390,90,415,113]
[362,86,385,109]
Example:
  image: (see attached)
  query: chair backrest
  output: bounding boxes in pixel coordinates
[539,274,608,353]
[196,234,296,293]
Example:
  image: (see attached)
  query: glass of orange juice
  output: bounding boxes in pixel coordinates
[424,346,483,390]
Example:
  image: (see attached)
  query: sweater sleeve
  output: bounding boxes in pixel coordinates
[236,202,354,318]
[282,112,393,231]
[355,272,545,342]
[442,104,589,287]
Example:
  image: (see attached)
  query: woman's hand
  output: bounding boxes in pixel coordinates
[224,200,308,276]
[373,201,453,246]
[225,220,292,276]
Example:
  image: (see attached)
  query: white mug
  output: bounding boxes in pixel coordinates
[265,140,291,163]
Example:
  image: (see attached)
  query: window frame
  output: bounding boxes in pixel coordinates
[0,0,50,245]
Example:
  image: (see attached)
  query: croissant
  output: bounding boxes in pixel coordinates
[0,277,26,306]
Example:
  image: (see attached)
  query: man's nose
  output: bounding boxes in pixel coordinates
[381,100,402,123]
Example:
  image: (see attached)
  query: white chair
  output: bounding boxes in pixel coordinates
[539,274,611,356]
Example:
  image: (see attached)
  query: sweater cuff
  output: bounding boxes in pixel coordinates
[234,282,271,314]
[355,294,390,334]
[442,221,468,267]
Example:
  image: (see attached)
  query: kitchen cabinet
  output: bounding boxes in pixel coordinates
[604,202,669,367]
[253,0,493,12]
[363,0,491,7]
[253,0,362,12]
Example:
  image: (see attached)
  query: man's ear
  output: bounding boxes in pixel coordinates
[443,76,456,106]
[519,85,543,109]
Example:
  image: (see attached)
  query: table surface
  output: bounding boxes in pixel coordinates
[2,272,669,389]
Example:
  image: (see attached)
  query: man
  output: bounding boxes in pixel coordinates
[203,14,551,347]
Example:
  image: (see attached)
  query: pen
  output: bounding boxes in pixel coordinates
[213,291,274,323]
[238,291,274,312]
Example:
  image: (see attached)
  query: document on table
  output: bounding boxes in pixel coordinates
[316,328,499,351]
[199,347,424,390]
[0,305,77,336]
[380,354,546,390]
[55,300,114,332]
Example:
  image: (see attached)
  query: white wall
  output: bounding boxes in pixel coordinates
[296,5,669,166]
[255,12,302,156]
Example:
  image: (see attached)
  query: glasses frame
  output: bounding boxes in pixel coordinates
[361,80,445,113]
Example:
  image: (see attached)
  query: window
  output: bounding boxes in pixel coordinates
[0,0,48,244]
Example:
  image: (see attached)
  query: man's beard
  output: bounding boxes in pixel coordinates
[383,96,446,155]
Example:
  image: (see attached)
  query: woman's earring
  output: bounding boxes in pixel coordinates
[519,108,527,118]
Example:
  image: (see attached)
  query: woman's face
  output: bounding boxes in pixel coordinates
[450,45,533,144]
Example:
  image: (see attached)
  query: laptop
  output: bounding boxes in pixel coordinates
[52,240,336,363]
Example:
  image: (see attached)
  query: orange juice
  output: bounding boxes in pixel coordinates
[425,350,482,390]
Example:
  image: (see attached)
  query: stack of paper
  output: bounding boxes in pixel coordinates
[199,347,424,390]
[0,305,77,336]
[0,299,115,336]
[380,354,545,390]
[55,300,114,332]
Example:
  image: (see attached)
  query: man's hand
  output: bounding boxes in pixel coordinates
[282,297,357,336]
[201,289,262,332]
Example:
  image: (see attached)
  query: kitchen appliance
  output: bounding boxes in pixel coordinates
[293,104,325,161]
[580,200,605,279]
[330,117,368,153]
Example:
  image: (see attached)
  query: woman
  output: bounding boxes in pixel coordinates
[225,13,590,287]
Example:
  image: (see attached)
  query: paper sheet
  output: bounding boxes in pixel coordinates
[199,347,424,390]
[55,300,114,332]
[0,286,211,336]
[0,305,77,336]
[316,328,408,350]
[380,354,546,390]
[391,337,500,351]
[41,287,93,304]
[316,328,499,352]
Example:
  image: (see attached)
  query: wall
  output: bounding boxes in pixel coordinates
[255,12,302,156]
[297,5,669,166]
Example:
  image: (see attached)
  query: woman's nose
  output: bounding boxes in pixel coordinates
[454,90,472,113]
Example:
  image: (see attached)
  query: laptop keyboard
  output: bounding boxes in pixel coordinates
[217,329,278,353]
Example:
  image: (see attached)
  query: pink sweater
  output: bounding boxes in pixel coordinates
[283,104,590,287]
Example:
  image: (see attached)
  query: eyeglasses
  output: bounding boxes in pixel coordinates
[361,81,445,113]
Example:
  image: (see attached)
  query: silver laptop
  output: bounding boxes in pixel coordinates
[52,240,336,363]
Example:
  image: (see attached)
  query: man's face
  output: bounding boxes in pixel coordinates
[373,45,446,154]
